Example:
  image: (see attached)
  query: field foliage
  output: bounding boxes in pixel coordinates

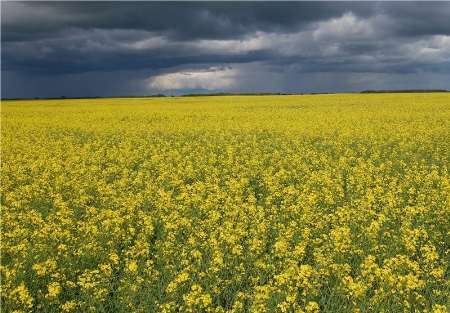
[1,94,449,312]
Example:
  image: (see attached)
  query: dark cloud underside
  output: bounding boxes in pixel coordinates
[2,1,450,98]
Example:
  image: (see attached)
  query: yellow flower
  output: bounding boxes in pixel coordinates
[127,260,138,273]
[61,300,77,312]
[432,304,448,313]
[109,252,120,265]
[46,282,61,298]
[11,282,33,309]
[305,301,320,313]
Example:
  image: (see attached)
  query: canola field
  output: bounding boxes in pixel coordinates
[1,94,449,313]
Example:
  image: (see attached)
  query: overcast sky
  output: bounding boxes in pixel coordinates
[2,1,450,98]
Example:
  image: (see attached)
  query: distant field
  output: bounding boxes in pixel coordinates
[2,94,449,312]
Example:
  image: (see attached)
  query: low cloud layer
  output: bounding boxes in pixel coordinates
[148,67,238,91]
[2,2,450,98]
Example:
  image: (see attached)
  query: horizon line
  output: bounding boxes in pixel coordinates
[2,89,449,101]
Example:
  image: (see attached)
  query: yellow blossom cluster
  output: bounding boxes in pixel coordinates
[1,94,449,312]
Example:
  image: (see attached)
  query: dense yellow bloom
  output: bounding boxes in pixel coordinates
[432,304,448,313]
[305,301,320,313]
[9,282,33,309]
[1,94,449,312]
[46,282,61,298]
[126,260,138,273]
[32,259,57,277]
[61,301,78,312]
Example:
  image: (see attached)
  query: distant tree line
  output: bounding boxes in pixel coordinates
[3,90,448,100]
[360,89,448,93]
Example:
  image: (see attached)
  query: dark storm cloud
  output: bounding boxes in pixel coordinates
[376,3,450,37]
[2,1,450,98]
[2,2,373,41]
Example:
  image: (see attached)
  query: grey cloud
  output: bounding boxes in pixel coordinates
[2,1,450,98]
[376,2,450,37]
[2,2,364,42]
